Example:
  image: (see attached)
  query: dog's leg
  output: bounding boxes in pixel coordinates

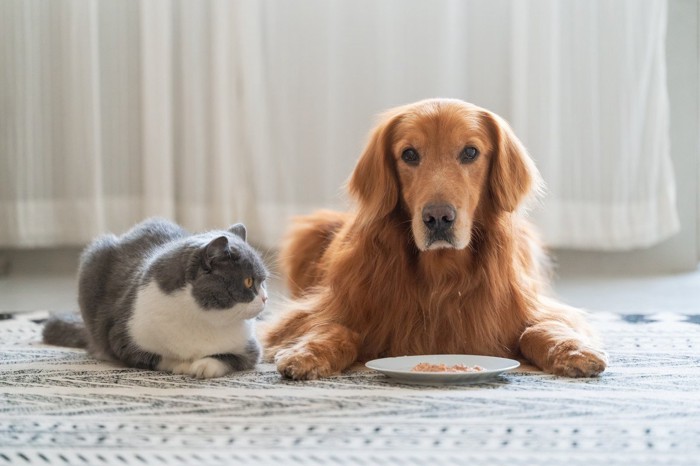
[270,322,360,380]
[519,300,607,377]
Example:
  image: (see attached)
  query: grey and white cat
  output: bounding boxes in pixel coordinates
[43,218,269,379]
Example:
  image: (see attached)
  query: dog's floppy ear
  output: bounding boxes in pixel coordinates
[483,111,542,212]
[347,110,403,223]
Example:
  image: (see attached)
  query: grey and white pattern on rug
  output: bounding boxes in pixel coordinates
[0,311,699,465]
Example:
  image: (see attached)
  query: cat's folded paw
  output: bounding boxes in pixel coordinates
[158,358,189,375]
[188,357,232,379]
[171,361,193,375]
[274,347,334,380]
[548,341,608,378]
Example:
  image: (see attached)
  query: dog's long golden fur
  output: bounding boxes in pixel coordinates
[263,99,607,380]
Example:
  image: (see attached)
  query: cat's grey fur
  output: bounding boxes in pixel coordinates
[43,218,268,377]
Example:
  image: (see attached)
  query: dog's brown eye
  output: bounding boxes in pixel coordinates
[460,146,479,164]
[401,148,420,165]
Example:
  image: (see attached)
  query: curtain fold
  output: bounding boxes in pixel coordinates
[512,0,678,250]
[0,0,677,251]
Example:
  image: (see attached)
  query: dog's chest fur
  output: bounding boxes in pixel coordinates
[356,246,525,359]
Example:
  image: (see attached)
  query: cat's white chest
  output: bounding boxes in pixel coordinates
[128,282,255,361]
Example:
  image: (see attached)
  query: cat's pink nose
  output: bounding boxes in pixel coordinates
[262,295,268,304]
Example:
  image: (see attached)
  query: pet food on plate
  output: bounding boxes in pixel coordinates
[411,362,485,373]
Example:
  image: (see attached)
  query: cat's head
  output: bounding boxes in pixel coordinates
[190,224,269,318]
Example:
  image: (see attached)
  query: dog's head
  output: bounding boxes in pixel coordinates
[348,98,540,251]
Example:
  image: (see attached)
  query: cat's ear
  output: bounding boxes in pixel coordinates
[203,236,230,270]
[228,223,247,242]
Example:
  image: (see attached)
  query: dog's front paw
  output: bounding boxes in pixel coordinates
[274,347,334,380]
[188,357,231,379]
[548,341,608,377]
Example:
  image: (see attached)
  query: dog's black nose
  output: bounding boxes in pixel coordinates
[422,204,456,232]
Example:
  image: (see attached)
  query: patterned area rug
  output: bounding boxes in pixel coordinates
[1,311,699,465]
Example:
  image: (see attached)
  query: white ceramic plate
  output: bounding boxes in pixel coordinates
[365,354,520,385]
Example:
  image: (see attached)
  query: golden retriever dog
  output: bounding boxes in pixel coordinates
[263,98,607,380]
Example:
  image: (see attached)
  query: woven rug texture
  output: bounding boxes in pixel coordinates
[0,311,699,465]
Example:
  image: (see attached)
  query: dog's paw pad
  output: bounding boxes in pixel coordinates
[550,342,608,377]
[275,348,332,380]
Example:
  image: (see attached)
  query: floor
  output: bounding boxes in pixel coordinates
[554,267,700,314]
[3,310,698,466]
[1,247,699,314]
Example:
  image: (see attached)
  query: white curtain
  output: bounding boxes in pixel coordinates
[0,0,272,247]
[0,0,677,251]
[512,1,678,250]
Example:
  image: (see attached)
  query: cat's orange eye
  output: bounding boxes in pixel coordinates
[244,277,254,289]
